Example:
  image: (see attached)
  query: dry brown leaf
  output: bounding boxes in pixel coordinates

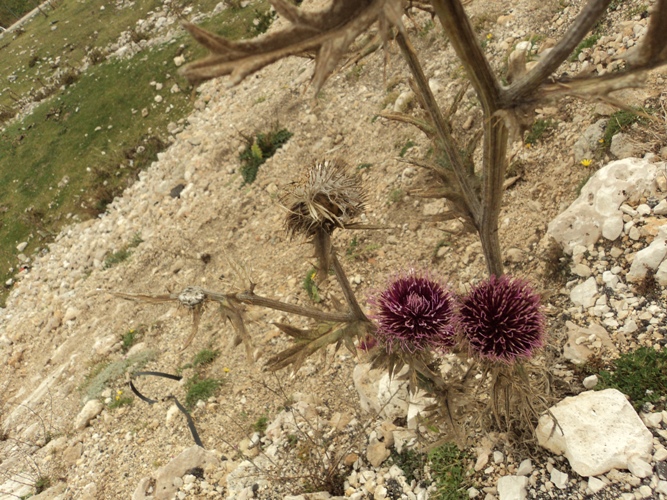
[181,0,406,95]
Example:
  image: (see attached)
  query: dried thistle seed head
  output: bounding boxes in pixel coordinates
[459,275,546,363]
[369,270,457,354]
[284,159,364,238]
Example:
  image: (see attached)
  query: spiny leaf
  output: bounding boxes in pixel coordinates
[181,0,405,95]
[221,301,254,362]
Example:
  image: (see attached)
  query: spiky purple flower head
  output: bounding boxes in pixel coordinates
[459,275,545,363]
[369,270,457,353]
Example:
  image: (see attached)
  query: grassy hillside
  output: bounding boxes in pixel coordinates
[0,0,272,304]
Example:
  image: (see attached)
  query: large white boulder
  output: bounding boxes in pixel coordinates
[548,158,662,254]
[536,389,652,477]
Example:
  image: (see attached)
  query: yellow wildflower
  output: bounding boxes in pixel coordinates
[580,159,592,167]
[223,367,230,373]
[486,33,493,40]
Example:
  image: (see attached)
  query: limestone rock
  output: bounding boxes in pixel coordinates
[573,119,606,163]
[570,277,598,308]
[74,399,104,430]
[627,223,667,282]
[367,441,390,467]
[497,475,528,500]
[353,362,433,427]
[153,445,219,499]
[548,159,662,254]
[610,133,637,159]
[536,389,652,476]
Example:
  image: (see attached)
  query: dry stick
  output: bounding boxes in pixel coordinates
[502,0,614,105]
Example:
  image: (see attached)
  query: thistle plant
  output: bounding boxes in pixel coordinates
[114,0,667,448]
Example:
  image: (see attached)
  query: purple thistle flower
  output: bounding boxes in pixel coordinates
[459,275,545,363]
[370,270,456,353]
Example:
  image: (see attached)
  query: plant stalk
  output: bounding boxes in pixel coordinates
[202,289,354,323]
[395,32,482,224]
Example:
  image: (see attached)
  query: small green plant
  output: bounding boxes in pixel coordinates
[103,233,143,269]
[388,188,405,204]
[238,127,293,184]
[398,139,416,157]
[601,108,645,147]
[598,347,667,410]
[570,34,600,61]
[286,433,298,448]
[192,348,220,367]
[346,236,359,256]
[253,415,269,434]
[524,119,556,146]
[303,268,322,303]
[185,376,221,409]
[81,351,155,401]
[103,248,131,269]
[34,476,51,494]
[357,162,372,170]
[391,448,426,484]
[428,443,471,500]
[121,329,138,353]
[250,8,276,35]
[432,239,451,259]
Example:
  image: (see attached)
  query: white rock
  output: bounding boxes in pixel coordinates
[550,468,568,489]
[627,456,653,478]
[657,259,667,286]
[572,263,592,277]
[497,475,528,500]
[535,389,653,476]
[393,91,415,113]
[548,159,662,254]
[588,476,606,493]
[74,399,104,430]
[582,375,598,389]
[658,480,667,495]
[602,216,624,241]
[516,459,532,476]
[636,204,652,216]
[570,277,598,308]
[654,199,667,216]
[627,224,667,281]
[16,242,28,252]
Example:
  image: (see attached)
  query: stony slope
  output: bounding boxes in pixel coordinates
[0,0,666,499]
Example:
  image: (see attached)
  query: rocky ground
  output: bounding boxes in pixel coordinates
[1,0,667,499]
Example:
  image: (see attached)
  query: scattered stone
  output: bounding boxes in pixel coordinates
[366,441,390,467]
[582,374,598,389]
[497,475,528,500]
[550,467,568,489]
[536,389,653,476]
[74,399,104,430]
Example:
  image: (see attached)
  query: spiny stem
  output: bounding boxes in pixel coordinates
[330,249,366,321]
[395,32,482,225]
[202,289,354,323]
